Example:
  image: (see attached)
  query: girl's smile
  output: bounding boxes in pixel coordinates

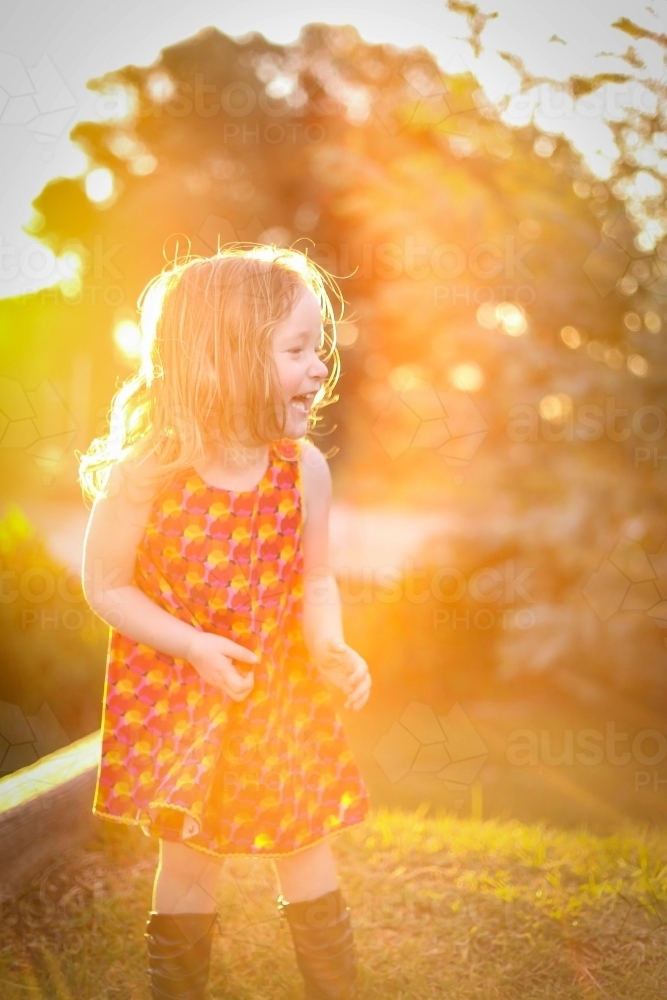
[272,287,329,434]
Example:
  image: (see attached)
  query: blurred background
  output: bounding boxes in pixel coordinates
[1,0,667,834]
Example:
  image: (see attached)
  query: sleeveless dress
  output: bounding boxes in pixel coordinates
[93,437,370,857]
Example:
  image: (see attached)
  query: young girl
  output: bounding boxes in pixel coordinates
[79,246,372,1000]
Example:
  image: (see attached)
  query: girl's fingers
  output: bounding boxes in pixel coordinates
[228,688,250,702]
[350,690,370,710]
[346,659,366,683]
[233,647,259,666]
[347,672,371,709]
[343,657,369,691]
[220,661,254,697]
[226,676,254,700]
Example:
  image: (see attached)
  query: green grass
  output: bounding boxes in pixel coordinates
[2,807,667,999]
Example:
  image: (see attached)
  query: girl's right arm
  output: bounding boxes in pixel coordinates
[82,456,257,700]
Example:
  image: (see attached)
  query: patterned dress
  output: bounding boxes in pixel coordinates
[93,436,370,857]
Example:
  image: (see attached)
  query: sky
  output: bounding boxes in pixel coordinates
[0,0,663,299]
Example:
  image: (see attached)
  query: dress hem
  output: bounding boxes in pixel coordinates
[91,804,370,859]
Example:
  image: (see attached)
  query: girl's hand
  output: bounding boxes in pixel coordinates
[313,638,372,711]
[186,631,258,702]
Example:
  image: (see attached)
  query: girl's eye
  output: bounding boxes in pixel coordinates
[289,348,302,355]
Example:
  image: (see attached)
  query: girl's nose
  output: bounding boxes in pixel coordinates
[312,354,329,378]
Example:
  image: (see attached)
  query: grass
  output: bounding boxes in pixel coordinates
[2,807,667,999]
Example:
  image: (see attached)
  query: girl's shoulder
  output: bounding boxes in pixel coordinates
[106,450,171,508]
[296,439,331,526]
[271,438,329,524]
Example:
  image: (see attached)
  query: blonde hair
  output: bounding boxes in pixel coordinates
[77,245,343,505]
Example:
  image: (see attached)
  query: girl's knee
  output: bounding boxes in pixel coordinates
[159,839,222,884]
[274,840,336,880]
[273,841,339,903]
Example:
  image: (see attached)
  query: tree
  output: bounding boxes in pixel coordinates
[3,20,666,701]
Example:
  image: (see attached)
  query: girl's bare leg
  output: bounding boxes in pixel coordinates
[273,841,357,997]
[273,840,339,902]
[152,839,223,913]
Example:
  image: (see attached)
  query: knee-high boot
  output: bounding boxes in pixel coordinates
[144,911,217,1000]
[277,888,358,1000]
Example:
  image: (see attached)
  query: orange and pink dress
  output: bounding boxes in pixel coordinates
[93,437,370,857]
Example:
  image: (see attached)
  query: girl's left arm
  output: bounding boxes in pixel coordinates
[300,441,371,711]
[300,440,344,655]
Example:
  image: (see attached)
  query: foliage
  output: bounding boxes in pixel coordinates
[1,20,666,713]
[0,505,107,744]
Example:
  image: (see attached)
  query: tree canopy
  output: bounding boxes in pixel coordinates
[2,19,666,700]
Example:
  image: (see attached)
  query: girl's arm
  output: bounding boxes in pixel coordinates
[82,457,257,698]
[300,441,344,656]
[301,442,371,711]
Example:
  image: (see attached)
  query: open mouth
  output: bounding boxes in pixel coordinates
[290,392,316,414]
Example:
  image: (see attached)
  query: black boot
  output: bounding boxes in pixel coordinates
[144,911,217,1000]
[277,888,358,1000]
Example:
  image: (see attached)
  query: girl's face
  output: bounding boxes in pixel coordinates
[271,287,329,437]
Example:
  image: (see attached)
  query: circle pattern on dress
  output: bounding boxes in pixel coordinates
[93,438,370,856]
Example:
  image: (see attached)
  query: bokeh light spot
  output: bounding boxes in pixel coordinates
[617,274,638,295]
[496,302,527,336]
[560,326,581,349]
[389,364,427,391]
[128,154,158,176]
[645,311,661,333]
[604,347,624,369]
[336,322,359,347]
[147,72,175,103]
[85,168,114,204]
[627,354,649,377]
[539,394,572,421]
[57,252,82,279]
[449,363,483,392]
[114,320,142,361]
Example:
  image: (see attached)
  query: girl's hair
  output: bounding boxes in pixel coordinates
[77,244,343,505]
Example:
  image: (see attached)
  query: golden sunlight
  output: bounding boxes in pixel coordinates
[85,168,115,204]
[113,319,142,361]
[449,362,483,392]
